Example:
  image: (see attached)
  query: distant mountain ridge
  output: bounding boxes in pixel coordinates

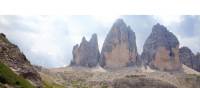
[71,19,200,72]
[179,47,200,72]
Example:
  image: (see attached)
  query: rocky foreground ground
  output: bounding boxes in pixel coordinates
[36,65,200,88]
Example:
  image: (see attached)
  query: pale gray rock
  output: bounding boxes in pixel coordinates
[179,47,200,72]
[141,23,182,71]
[179,47,195,69]
[71,33,100,67]
[100,19,139,69]
[195,52,200,71]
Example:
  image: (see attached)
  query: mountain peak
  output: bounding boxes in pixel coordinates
[100,18,138,68]
[0,33,6,38]
[90,33,98,44]
[180,46,193,53]
[115,19,125,24]
[142,24,181,71]
[152,23,168,33]
[81,36,88,43]
[196,52,200,56]
[71,34,100,67]
[91,33,97,40]
[112,19,127,29]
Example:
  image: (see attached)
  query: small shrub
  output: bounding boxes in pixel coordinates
[100,82,108,88]
[0,75,7,84]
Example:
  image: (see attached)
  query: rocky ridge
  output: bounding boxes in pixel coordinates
[179,47,200,72]
[71,33,100,67]
[0,33,42,87]
[70,19,200,72]
[141,23,182,71]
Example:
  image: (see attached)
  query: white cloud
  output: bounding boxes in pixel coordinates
[92,15,121,26]
[153,15,183,26]
[179,36,200,54]
[0,16,71,67]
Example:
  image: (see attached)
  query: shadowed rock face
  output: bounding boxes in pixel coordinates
[141,23,182,71]
[100,19,138,69]
[195,53,200,71]
[179,47,195,69]
[179,47,200,72]
[71,33,100,67]
[0,33,42,87]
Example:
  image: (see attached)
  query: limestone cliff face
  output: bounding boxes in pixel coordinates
[141,23,182,71]
[0,33,42,87]
[195,53,200,71]
[179,47,195,69]
[71,34,100,67]
[179,47,200,72]
[100,19,138,69]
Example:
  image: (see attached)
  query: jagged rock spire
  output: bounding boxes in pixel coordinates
[141,23,182,71]
[71,33,100,67]
[100,19,138,68]
[179,47,200,72]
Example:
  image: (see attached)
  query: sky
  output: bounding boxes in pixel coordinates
[0,15,200,68]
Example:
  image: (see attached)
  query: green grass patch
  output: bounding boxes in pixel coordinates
[42,80,65,88]
[0,62,35,88]
[71,80,89,88]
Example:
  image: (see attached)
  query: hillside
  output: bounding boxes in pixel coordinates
[0,33,43,88]
[0,62,35,88]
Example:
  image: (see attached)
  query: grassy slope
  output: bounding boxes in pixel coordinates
[39,72,65,88]
[0,62,35,88]
[43,80,65,88]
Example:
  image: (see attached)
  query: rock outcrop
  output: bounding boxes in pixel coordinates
[71,33,100,67]
[141,23,182,71]
[179,47,200,72]
[100,19,138,69]
[179,47,195,69]
[113,76,177,88]
[195,53,200,71]
[0,33,42,87]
